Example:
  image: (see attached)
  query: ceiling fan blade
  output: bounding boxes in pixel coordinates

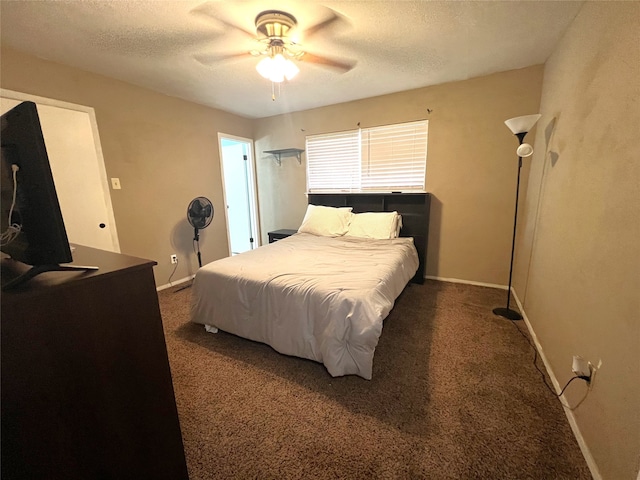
[215,18,256,40]
[190,3,256,40]
[300,12,341,39]
[194,51,252,66]
[299,52,355,72]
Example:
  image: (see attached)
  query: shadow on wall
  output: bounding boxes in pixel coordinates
[425,194,442,277]
[544,116,560,167]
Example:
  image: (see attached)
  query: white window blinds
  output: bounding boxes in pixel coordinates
[306,130,360,192]
[306,120,428,193]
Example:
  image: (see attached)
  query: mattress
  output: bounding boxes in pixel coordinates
[190,232,419,379]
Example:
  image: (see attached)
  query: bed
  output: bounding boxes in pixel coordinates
[190,193,431,379]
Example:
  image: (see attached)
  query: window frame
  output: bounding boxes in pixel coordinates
[305,119,428,194]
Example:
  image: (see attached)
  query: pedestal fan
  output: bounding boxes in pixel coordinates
[187,197,213,268]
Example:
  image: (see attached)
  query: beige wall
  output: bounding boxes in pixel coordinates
[254,66,544,285]
[515,3,640,479]
[1,47,253,286]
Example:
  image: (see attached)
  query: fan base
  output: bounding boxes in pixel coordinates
[492,307,522,321]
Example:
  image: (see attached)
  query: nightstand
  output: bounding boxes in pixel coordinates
[268,229,297,243]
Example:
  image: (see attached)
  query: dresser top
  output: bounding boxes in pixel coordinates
[1,244,156,296]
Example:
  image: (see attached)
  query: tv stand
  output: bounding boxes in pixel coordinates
[1,245,188,480]
[1,261,99,291]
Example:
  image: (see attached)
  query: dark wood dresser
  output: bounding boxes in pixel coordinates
[1,245,189,480]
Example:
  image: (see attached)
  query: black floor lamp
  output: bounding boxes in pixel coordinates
[493,114,542,321]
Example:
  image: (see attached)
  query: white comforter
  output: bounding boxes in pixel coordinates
[190,233,419,379]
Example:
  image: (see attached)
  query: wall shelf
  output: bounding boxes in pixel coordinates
[264,148,304,166]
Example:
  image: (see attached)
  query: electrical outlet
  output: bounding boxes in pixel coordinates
[572,355,590,378]
[588,359,602,390]
[587,362,595,386]
[170,254,178,264]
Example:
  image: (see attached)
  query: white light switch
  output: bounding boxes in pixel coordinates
[111,178,121,190]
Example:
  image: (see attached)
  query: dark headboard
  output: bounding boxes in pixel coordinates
[307,193,431,284]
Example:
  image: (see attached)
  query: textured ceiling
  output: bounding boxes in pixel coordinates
[0,1,583,119]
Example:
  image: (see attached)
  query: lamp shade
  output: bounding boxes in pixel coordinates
[504,114,542,134]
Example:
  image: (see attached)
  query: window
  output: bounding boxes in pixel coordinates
[306,120,428,193]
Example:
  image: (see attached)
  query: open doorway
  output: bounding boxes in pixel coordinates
[218,133,260,255]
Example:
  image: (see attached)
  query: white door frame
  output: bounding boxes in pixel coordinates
[1,88,120,253]
[217,132,260,255]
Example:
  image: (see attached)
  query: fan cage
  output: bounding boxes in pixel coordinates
[187,197,213,229]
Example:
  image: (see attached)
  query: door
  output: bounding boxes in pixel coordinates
[1,90,120,252]
[218,134,259,255]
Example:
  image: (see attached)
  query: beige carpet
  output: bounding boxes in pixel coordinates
[157,280,591,479]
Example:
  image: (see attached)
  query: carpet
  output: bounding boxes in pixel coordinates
[157,279,591,479]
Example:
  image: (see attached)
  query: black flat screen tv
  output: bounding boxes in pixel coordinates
[1,101,95,290]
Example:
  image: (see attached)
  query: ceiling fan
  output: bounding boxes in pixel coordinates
[193,9,356,82]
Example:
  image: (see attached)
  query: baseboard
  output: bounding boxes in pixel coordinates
[510,290,602,480]
[424,275,508,291]
[156,274,194,292]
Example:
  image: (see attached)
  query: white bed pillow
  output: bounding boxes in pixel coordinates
[297,204,353,237]
[345,211,401,239]
[394,214,403,238]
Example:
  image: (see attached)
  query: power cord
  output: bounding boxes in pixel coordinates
[1,164,22,246]
[167,257,179,287]
[509,318,590,410]
[556,375,583,396]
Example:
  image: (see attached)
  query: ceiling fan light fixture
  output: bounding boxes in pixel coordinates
[279,54,300,80]
[255,10,297,38]
[256,54,299,83]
